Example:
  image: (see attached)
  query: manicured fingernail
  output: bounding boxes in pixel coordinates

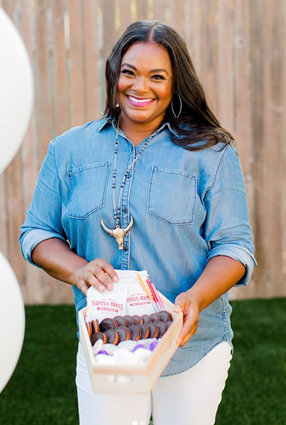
[177,338,182,345]
[113,276,119,283]
[99,285,105,292]
[107,283,113,290]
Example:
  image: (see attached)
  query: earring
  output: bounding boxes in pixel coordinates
[171,93,182,118]
[115,103,120,109]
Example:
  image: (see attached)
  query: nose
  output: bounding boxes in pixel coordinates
[132,76,149,93]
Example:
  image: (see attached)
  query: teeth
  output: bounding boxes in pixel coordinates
[128,96,153,104]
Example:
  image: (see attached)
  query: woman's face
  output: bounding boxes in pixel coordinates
[117,42,173,129]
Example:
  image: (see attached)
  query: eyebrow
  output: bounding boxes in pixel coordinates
[121,63,170,75]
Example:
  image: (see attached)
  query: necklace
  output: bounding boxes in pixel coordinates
[101,121,155,249]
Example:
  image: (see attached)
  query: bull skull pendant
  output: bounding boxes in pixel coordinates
[100,216,134,250]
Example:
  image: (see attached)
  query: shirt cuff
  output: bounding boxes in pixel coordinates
[206,244,258,286]
[20,229,67,265]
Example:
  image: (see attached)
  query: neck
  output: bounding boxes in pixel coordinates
[118,115,164,146]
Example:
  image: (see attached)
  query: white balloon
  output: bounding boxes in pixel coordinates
[0,7,34,174]
[0,252,25,393]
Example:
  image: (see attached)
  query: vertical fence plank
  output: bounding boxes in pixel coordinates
[68,0,86,126]
[136,0,148,20]
[152,0,166,22]
[217,0,234,131]
[119,0,132,34]
[229,0,255,300]
[170,0,183,33]
[83,0,101,121]
[35,0,53,162]
[52,0,69,135]
[266,0,285,296]
[183,0,202,78]
[200,0,219,115]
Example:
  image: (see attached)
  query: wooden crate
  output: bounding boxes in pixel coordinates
[78,292,183,394]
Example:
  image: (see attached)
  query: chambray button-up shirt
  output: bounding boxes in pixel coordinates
[20,117,257,376]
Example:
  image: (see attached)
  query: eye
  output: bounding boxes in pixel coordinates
[121,69,135,76]
[151,74,165,80]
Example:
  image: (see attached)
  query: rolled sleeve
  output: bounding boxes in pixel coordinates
[204,145,257,285]
[19,138,68,265]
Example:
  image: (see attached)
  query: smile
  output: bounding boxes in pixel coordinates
[126,95,155,106]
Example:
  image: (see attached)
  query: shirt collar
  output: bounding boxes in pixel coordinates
[97,116,180,138]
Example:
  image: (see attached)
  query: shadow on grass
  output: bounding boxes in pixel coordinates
[1,299,286,425]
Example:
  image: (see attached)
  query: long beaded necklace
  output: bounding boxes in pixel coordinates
[101,120,156,249]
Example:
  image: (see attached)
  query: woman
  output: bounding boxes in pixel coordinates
[20,20,256,425]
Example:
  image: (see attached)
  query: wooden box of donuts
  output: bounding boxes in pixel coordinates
[78,291,183,394]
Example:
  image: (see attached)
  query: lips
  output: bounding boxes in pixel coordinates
[126,95,155,107]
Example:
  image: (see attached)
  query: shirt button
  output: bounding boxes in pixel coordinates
[126,173,131,179]
[123,206,128,214]
[123,245,128,252]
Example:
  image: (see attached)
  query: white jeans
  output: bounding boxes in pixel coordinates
[76,341,232,425]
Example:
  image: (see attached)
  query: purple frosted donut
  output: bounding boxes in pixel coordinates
[99,318,116,332]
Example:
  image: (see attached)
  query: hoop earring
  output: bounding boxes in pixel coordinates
[171,93,182,118]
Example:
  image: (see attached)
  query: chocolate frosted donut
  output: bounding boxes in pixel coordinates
[90,332,107,346]
[158,310,173,322]
[147,323,159,338]
[123,315,133,327]
[128,325,141,341]
[92,319,99,333]
[100,318,116,332]
[140,314,151,325]
[157,322,168,337]
[113,316,128,327]
[132,315,143,325]
[137,324,150,339]
[149,313,162,323]
[104,329,119,345]
[115,326,131,343]
[165,321,173,329]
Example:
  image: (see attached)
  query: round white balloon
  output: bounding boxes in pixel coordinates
[0,7,34,174]
[0,252,25,393]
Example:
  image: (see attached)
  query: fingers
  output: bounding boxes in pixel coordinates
[76,259,119,295]
[173,292,199,347]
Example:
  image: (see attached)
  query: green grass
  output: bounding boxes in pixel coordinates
[1,299,286,425]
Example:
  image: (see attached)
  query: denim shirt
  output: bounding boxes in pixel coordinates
[19,117,257,376]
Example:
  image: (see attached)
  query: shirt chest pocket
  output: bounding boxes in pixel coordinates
[67,162,110,219]
[147,166,197,225]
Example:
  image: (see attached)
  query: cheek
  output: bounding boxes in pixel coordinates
[117,77,127,95]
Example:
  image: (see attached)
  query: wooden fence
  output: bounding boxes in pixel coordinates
[0,0,285,304]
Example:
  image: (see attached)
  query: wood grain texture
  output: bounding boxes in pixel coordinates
[1,0,285,303]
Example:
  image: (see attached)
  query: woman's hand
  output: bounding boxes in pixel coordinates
[75,258,119,296]
[173,292,200,347]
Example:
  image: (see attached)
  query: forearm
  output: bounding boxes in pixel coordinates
[188,255,246,312]
[31,238,88,286]
[174,255,246,346]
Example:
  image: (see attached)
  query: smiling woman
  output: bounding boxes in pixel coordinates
[19,20,256,425]
[116,43,173,143]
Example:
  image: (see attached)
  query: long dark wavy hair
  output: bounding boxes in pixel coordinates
[104,20,234,151]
